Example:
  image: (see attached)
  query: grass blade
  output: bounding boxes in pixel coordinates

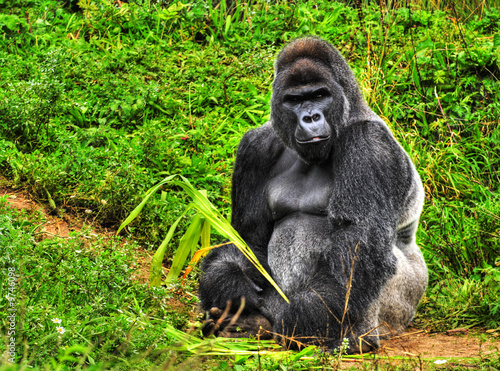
[124,174,289,302]
[165,213,203,282]
[149,204,193,286]
[117,174,177,234]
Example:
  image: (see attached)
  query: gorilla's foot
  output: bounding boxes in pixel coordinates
[201,307,227,337]
[344,339,377,354]
[202,307,272,340]
[219,312,273,339]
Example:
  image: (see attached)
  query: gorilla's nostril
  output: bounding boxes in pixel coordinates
[303,116,312,123]
[312,114,321,121]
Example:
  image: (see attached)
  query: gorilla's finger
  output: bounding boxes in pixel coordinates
[201,319,216,337]
[247,279,263,293]
[208,307,223,319]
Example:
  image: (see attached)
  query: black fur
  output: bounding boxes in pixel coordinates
[198,37,427,352]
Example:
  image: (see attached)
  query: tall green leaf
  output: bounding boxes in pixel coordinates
[117,174,177,234]
[149,205,193,286]
[119,174,289,303]
[165,214,203,282]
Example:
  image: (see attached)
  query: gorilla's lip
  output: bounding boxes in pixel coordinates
[296,135,331,144]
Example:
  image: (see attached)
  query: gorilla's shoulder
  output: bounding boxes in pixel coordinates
[343,120,404,156]
[237,122,286,163]
[345,119,394,138]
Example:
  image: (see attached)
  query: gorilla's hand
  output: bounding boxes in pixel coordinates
[199,258,266,314]
[201,307,230,337]
[202,307,272,339]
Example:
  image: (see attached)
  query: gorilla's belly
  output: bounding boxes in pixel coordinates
[268,213,332,294]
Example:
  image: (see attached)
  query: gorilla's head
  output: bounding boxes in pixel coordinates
[270,37,368,164]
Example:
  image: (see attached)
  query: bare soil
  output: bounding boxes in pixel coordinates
[379,328,499,360]
[2,183,499,363]
[0,182,119,239]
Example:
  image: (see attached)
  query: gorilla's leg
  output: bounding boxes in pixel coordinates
[377,242,427,338]
[270,288,379,353]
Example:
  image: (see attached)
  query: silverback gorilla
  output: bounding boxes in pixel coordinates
[198,37,428,353]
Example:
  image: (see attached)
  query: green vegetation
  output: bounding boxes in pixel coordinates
[117,174,288,303]
[0,0,499,369]
[0,197,198,369]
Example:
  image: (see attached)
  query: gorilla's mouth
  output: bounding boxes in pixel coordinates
[296,135,331,144]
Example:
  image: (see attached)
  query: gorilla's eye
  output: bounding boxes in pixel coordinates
[284,95,301,103]
[312,89,330,100]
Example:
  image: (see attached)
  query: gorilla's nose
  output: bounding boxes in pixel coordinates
[296,110,331,144]
[301,111,323,124]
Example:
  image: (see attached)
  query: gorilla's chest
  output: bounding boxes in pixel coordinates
[266,150,334,292]
[267,151,333,219]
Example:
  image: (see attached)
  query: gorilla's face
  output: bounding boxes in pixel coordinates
[271,58,346,164]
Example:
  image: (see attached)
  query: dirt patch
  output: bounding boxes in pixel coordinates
[379,328,500,360]
[2,182,499,362]
[0,184,108,239]
[130,250,155,284]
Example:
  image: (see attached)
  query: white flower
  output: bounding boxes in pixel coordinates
[117,309,123,313]
[434,359,447,364]
[51,318,62,324]
[56,327,66,334]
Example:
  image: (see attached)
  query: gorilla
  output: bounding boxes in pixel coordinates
[198,37,427,353]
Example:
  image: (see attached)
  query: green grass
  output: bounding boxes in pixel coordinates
[0,197,199,369]
[0,0,499,369]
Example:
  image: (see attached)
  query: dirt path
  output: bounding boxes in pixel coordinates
[379,328,499,361]
[1,185,85,238]
[1,183,499,363]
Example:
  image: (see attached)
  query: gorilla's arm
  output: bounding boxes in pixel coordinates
[198,123,285,314]
[231,123,285,248]
[328,121,415,233]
